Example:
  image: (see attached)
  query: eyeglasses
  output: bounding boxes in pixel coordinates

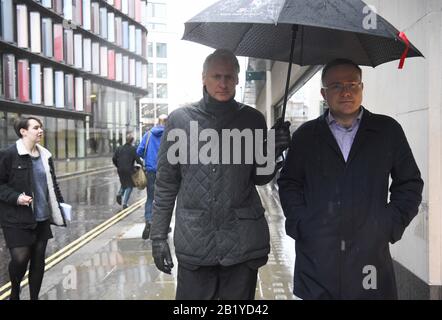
[322,82,363,94]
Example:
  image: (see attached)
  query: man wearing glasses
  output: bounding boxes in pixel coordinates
[278,59,423,299]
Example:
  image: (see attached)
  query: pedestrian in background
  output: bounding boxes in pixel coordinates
[0,116,66,300]
[112,133,143,209]
[137,114,168,240]
[278,59,424,299]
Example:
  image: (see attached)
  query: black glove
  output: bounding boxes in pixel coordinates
[152,239,174,274]
[271,118,291,159]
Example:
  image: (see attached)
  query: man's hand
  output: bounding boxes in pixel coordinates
[152,239,174,274]
[272,118,291,159]
[17,193,33,206]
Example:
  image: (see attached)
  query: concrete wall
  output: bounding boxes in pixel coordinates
[255,62,312,121]
[362,0,442,289]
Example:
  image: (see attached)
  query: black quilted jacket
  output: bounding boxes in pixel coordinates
[150,93,275,266]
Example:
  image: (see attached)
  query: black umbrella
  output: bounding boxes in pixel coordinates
[182,0,424,121]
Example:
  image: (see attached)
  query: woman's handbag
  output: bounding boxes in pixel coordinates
[132,164,147,190]
[131,130,151,190]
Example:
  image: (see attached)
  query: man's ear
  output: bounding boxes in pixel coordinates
[320,88,327,101]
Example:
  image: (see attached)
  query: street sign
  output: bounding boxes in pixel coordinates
[246,71,266,81]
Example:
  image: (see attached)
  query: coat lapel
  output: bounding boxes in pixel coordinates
[346,108,377,165]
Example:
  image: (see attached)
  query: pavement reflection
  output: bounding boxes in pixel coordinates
[17,185,296,300]
[0,169,145,287]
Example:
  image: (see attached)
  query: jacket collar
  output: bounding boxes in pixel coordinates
[199,87,240,115]
[16,139,52,159]
[319,106,379,132]
[317,106,379,164]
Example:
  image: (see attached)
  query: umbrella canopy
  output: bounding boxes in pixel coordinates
[182,0,423,67]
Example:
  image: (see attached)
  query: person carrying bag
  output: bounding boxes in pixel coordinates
[136,115,167,239]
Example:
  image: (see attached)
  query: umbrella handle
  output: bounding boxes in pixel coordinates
[281,24,298,121]
[272,117,291,163]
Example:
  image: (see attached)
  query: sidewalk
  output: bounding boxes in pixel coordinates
[54,156,115,178]
[18,185,297,300]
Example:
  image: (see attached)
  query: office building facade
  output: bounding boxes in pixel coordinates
[0,0,149,159]
[139,0,170,132]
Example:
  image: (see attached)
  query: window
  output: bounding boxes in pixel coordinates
[147,23,167,32]
[156,83,167,99]
[76,120,85,158]
[141,103,155,118]
[44,117,56,156]
[156,43,167,58]
[148,63,153,78]
[147,42,153,58]
[156,63,167,79]
[157,104,168,115]
[147,3,167,18]
[154,23,167,31]
[147,83,153,98]
[67,119,76,158]
[57,118,67,159]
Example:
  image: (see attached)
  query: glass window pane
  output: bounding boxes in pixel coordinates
[57,118,67,159]
[76,120,85,158]
[148,63,153,78]
[156,43,167,58]
[153,23,166,31]
[147,83,153,98]
[141,103,155,118]
[0,112,7,148]
[147,3,153,17]
[156,63,167,79]
[156,83,167,99]
[6,113,19,146]
[67,119,76,158]
[44,117,57,156]
[147,42,153,58]
[154,3,166,18]
[157,103,168,115]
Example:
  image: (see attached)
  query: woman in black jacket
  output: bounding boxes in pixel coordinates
[112,133,143,209]
[0,116,66,300]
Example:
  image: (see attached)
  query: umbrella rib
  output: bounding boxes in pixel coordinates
[354,33,375,67]
[182,23,203,41]
[232,23,256,53]
[274,0,287,25]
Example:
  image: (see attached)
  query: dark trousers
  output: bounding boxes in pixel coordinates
[176,261,259,300]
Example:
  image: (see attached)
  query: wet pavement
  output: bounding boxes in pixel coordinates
[22,184,296,300]
[0,157,146,287]
[0,156,298,300]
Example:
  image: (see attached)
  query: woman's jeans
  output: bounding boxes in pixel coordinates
[118,186,133,206]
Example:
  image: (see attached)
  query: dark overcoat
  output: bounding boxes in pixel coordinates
[278,107,423,299]
[112,143,143,188]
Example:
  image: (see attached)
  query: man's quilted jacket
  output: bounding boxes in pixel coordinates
[150,95,274,266]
